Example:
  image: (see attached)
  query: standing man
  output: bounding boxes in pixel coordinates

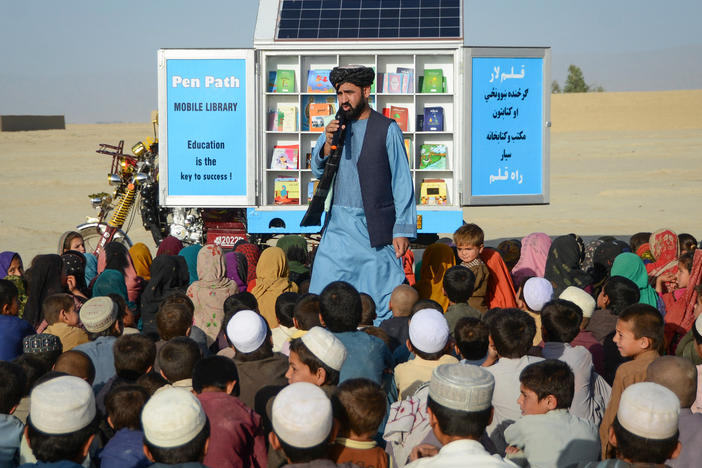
[309,65,416,322]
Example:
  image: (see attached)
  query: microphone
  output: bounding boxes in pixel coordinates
[329,109,346,151]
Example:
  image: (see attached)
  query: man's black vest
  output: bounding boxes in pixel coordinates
[355,109,396,248]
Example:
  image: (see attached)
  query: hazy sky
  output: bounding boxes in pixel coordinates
[1,0,700,123]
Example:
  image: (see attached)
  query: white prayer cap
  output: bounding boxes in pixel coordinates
[30,375,96,434]
[301,326,347,371]
[226,310,268,353]
[272,382,332,448]
[523,277,553,312]
[79,296,117,333]
[409,308,449,354]
[695,314,702,337]
[429,363,494,412]
[617,382,680,440]
[142,387,207,448]
[559,286,596,318]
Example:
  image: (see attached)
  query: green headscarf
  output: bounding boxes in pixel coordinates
[610,252,659,308]
[276,235,309,275]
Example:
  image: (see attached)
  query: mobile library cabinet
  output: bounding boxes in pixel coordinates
[157,0,550,239]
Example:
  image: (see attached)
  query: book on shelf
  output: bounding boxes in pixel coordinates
[309,102,335,132]
[267,71,277,92]
[270,145,299,170]
[403,138,412,164]
[274,69,295,93]
[419,144,447,170]
[302,96,336,131]
[307,179,319,202]
[420,178,448,205]
[423,107,444,131]
[396,67,414,93]
[421,69,444,93]
[274,177,299,205]
[382,73,404,93]
[277,104,297,132]
[305,141,315,169]
[307,69,334,93]
[416,114,424,131]
[389,106,409,132]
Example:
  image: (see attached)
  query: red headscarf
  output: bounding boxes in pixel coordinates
[663,249,702,352]
[480,247,517,309]
[402,249,416,286]
[646,229,679,278]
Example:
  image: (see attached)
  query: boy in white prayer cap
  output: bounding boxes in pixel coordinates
[141,387,210,467]
[579,382,682,467]
[269,382,357,467]
[517,277,553,346]
[287,326,347,398]
[404,363,515,467]
[22,375,99,467]
[394,309,458,399]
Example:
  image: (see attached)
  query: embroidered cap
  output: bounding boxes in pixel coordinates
[429,363,494,412]
[226,309,268,353]
[559,286,596,318]
[30,375,95,434]
[617,382,680,439]
[142,387,207,448]
[409,308,449,354]
[523,277,553,312]
[79,296,117,333]
[301,326,347,371]
[23,333,62,354]
[272,382,332,448]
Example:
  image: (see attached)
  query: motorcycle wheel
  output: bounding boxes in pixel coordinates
[78,224,132,254]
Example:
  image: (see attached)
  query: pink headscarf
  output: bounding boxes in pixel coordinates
[511,233,552,288]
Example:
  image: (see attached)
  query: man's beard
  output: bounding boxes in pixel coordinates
[340,96,368,121]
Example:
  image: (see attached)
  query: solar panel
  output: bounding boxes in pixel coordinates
[276,0,461,40]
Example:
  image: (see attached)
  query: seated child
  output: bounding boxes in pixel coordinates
[599,303,663,457]
[271,291,299,352]
[0,361,26,467]
[157,292,209,359]
[42,293,88,352]
[504,359,600,467]
[22,334,63,369]
[135,372,169,397]
[330,378,389,468]
[656,252,697,348]
[291,293,322,339]
[10,355,48,424]
[99,385,151,468]
[443,266,481,335]
[646,356,702,468]
[679,233,697,255]
[453,223,489,312]
[561,285,605,376]
[157,336,201,391]
[225,309,288,414]
[54,350,95,386]
[517,276,553,346]
[24,376,98,467]
[287,326,347,396]
[193,356,267,468]
[675,285,702,366]
[141,387,210,467]
[359,293,376,329]
[380,284,418,352]
[394,308,458,399]
[589,276,640,343]
[582,382,681,467]
[454,317,489,365]
[0,279,35,361]
[483,308,543,454]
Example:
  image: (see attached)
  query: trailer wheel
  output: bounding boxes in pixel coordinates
[77,224,132,254]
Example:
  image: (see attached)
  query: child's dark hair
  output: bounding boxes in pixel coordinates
[275,292,299,328]
[489,308,536,358]
[320,281,362,332]
[289,337,340,385]
[103,242,129,272]
[0,279,18,309]
[157,301,193,340]
[159,291,195,314]
[53,350,95,384]
[359,293,376,326]
[136,372,169,396]
[679,233,697,253]
[224,292,258,315]
[426,396,491,439]
[42,293,74,324]
[519,359,574,409]
[27,415,99,463]
[12,354,49,397]
[0,361,26,414]
[678,252,693,273]
[619,303,664,353]
[453,223,484,247]
[105,384,149,431]
[145,420,210,465]
[332,378,386,436]
[454,317,489,360]
[113,334,156,380]
[443,266,476,303]
[629,232,651,253]
[277,437,329,464]
[612,417,679,464]
[158,337,201,382]
[192,356,239,393]
[604,276,640,316]
[60,232,83,253]
[541,299,583,343]
[293,293,322,330]
[411,299,443,316]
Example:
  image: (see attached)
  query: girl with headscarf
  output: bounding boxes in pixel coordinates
[276,235,310,287]
[97,242,144,303]
[129,243,153,281]
[156,235,184,256]
[224,251,248,292]
[544,234,593,296]
[480,247,518,309]
[511,233,551,288]
[57,231,85,254]
[235,242,261,285]
[251,246,298,329]
[415,243,455,312]
[188,245,239,346]
[93,269,130,303]
[62,250,90,302]
[0,251,24,278]
[179,244,202,285]
[646,229,679,278]
[610,252,660,310]
[140,255,190,335]
[24,254,65,328]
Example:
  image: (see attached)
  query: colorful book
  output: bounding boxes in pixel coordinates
[274,177,299,204]
[389,106,409,132]
[422,69,444,93]
[420,178,447,205]
[307,179,319,202]
[309,102,334,132]
[277,104,297,132]
[423,107,444,131]
[397,67,414,93]
[383,73,404,93]
[307,69,334,93]
[271,145,299,170]
[419,144,447,170]
[267,71,277,92]
[403,138,411,164]
[274,69,295,93]
[302,96,336,131]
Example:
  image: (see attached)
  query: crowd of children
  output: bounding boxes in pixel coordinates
[0,225,701,468]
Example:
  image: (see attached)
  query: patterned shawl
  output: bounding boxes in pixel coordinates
[662,249,702,351]
[235,242,261,283]
[647,229,679,278]
[544,234,592,296]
